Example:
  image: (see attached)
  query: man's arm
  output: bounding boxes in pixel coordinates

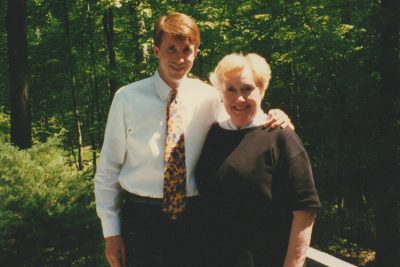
[283,209,316,267]
[95,89,127,237]
[94,89,128,266]
[265,109,295,130]
[105,235,126,267]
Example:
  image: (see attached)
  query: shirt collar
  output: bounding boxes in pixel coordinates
[154,70,189,102]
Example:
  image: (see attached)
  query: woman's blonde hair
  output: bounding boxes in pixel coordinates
[209,53,271,96]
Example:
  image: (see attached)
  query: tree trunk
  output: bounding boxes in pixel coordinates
[103,8,118,103]
[128,0,146,77]
[6,0,32,149]
[87,0,103,148]
[90,132,97,174]
[62,2,83,171]
[375,0,400,266]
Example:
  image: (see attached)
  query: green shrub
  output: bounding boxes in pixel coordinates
[0,138,106,266]
[312,201,376,266]
[0,110,10,143]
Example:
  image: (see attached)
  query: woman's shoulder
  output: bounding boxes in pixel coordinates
[253,126,298,141]
[252,126,306,156]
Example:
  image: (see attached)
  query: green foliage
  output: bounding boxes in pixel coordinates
[0,138,105,266]
[0,108,10,143]
[313,202,376,266]
[1,0,397,265]
[1,110,68,146]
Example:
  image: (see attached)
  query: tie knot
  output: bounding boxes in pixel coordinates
[168,90,177,104]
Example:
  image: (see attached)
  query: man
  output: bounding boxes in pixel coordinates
[95,12,293,267]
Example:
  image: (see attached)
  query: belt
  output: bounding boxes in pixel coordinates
[123,190,199,207]
[123,191,163,206]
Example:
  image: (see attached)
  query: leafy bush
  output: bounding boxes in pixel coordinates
[0,138,106,266]
[0,109,10,143]
[312,201,376,266]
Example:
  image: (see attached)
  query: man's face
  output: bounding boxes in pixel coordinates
[153,32,198,89]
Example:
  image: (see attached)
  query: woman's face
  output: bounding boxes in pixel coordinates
[221,67,263,128]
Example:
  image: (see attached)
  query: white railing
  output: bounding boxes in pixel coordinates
[306,247,358,267]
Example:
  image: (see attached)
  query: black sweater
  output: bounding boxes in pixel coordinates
[196,123,320,266]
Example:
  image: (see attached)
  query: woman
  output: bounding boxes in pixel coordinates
[196,53,321,267]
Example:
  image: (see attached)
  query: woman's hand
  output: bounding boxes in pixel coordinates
[265,109,295,130]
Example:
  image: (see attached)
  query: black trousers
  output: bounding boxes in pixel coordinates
[121,194,206,267]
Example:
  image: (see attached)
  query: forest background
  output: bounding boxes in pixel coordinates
[1,0,399,266]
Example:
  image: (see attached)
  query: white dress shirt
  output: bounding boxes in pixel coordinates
[95,71,221,237]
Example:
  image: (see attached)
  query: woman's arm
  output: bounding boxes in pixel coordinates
[283,209,316,267]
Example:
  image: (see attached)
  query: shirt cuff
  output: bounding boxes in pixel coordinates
[101,217,121,238]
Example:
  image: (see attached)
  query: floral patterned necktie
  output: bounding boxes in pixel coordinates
[162,90,186,220]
